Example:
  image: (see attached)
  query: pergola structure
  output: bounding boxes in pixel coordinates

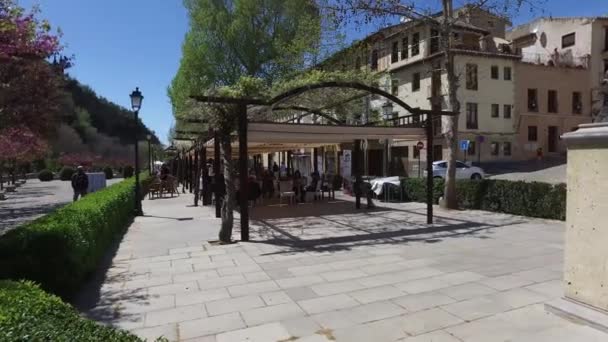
[174,81,457,242]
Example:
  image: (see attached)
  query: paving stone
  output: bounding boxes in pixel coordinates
[244,271,271,282]
[277,275,326,289]
[241,303,305,326]
[197,275,248,290]
[348,285,406,304]
[261,291,293,306]
[310,279,367,296]
[192,260,236,271]
[393,292,456,312]
[148,281,199,296]
[216,322,291,342]
[227,280,279,297]
[298,294,359,315]
[264,268,295,279]
[145,303,206,327]
[175,288,231,306]
[332,318,408,342]
[488,287,549,309]
[438,282,497,301]
[310,310,358,330]
[123,275,173,289]
[179,312,246,340]
[524,280,563,298]
[294,334,333,342]
[399,308,464,336]
[395,276,452,294]
[285,286,320,301]
[436,271,486,285]
[319,269,367,282]
[400,330,462,342]
[343,301,407,324]
[114,294,176,314]
[218,264,262,276]
[169,246,205,254]
[280,316,322,338]
[440,296,513,321]
[173,270,219,283]
[479,274,535,291]
[205,295,265,316]
[288,264,334,275]
[132,323,178,341]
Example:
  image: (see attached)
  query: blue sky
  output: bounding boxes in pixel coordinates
[22,0,607,144]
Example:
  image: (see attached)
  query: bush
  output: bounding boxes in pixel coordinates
[0,280,143,341]
[0,175,148,298]
[37,169,54,182]
[104,166,114,179]
[401,178,566,220]
[123,165,134,178]
[59,166,75,181]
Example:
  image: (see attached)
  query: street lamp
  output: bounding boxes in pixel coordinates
[382,101,394,121]
[130,87,144,216]
[146,134,152,174]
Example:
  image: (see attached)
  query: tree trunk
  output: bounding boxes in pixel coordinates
[218,133,235,243]
[441,0,460,209]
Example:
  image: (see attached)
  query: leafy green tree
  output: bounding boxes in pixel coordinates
[170,0,322,242]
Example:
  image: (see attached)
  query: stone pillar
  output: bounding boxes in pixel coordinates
[547,122,608,331]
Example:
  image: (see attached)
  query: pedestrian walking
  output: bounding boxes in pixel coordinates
[71,166,89,201]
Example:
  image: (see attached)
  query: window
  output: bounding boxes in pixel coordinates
[466,103,478,129]
[528,126,538,141]
[412,32,420,56]
[548,90,558,113]
[504,67,512,81]
[401,37,409,59]
[491,65,499,79]
[490,142,499,156]
[371,49,378,71]
[456,161,469,168]
[468,141,476,156]
[391,79,399,96]
[604,27,608,51]
[491,104,500,118]
[528,89,538,112]
[412,72,420,91]
[562,32,575,48]
[572,92,582,114]
[503,142,512,156]
[466,64,478,90]
[504,104,512,119]
[430,29,440,54]
[391,41,399,63]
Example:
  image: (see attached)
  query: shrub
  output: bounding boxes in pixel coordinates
[123,165,134,178]
[401,178,566,220]
[59,166,75,181]
[104,166,114,180]
[37,169,54,182]
[0,280,143,341]
[0,175,148,298]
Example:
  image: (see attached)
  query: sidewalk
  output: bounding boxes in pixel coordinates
[78,193,607,341]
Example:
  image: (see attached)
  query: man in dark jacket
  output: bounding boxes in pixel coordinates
[71,166,89,201]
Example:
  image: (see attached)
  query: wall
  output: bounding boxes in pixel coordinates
[514,62,592,159]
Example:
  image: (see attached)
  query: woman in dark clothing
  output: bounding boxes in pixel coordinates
[293,170,305,202]
[261,170,275,198]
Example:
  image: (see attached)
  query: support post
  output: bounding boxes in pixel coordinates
[202,146,211,205]
[214,131,221,218]
[426,113,434,224]
[313,148,318,173]
[353,139,362,209]
[189,155,194,193]
[383,140,389,177]
[133,110,142,216]
[287,151,292,176]
[194,145,200,206]
[237,104,249,241]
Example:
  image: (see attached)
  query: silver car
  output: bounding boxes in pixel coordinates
[427,160,485,180]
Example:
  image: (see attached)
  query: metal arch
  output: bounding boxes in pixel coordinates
[275,106,344,125]
[268,81,419,115]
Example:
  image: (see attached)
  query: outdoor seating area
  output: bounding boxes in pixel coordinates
[148,175,180,199]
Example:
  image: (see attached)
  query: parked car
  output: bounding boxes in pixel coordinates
[426,160,485,180]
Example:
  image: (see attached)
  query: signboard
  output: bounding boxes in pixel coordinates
[341,150,352,178]
[459,140,470,151]
[416,141,424,150]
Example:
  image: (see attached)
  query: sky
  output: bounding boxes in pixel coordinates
[21,0,608,145]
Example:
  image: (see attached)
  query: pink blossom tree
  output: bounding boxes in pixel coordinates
[0,126,48,188]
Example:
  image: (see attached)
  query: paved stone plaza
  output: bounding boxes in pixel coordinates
[78,192,608,341]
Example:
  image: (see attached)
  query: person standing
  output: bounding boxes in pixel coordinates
[71,166,89,202]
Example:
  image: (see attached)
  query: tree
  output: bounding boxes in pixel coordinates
[0,126,48,187]
[0,0,66,138]
[318,0,542,209]
[171,0,323,243]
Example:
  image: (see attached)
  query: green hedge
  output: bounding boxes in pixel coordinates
[38,169,54,182]
[0,280,143,342]
[0,175,148,298]
[401,178,566,221]
[59,166,75,181]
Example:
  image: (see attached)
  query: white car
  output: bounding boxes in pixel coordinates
[427,160,485,180]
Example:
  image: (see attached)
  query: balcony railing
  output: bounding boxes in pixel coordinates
[519,52,590,69]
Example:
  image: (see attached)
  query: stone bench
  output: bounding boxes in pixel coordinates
[0,191,5,200]
[5,185,16,192]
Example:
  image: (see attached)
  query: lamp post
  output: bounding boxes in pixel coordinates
[381,101,394,177]
[130,87,144,216]
[382,101,394,122]
[146,134,152,174]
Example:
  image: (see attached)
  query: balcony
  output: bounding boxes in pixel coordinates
[519,51,590,69]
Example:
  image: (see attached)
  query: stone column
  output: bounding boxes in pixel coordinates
[547,122,608,331]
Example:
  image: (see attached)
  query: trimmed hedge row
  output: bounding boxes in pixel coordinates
[0,175,148,298]
[0,280,144,341]
[401,178,566,221]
